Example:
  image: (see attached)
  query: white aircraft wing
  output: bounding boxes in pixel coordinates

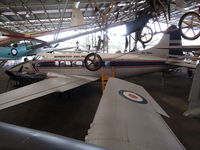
[0,75,98,110]
[85,78,185,150]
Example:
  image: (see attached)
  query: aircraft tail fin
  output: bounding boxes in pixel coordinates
[167,25,183,56]
[145,25,183,58]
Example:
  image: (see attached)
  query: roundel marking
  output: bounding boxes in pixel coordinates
[11,48,18,56]
[119,90,148,104]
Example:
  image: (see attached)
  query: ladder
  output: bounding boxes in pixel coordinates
[101,67,115,91]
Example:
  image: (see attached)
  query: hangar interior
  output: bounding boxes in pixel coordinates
[0,0,200,150]
[0,0,198,31]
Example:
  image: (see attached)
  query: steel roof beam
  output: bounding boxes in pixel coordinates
[0,1,31,31]
[39,0,56,31]
[18,0,49,32]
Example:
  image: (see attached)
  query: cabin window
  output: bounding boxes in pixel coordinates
[71,61,83,67]
[104,61,110,67]
[60,61,71,67]
[35,61,59,67]
[65,61,71,67]
[55,61,59,67]
[60,61,65,67]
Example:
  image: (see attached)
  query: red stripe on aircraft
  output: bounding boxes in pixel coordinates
[35,65,165,70]
[32,59,165,63]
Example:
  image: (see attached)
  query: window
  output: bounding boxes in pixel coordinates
[104,61,110,67]
[71,61,83,67]
[60,61,65,67]
[60,61,71,67]
[65,61,71,67]
[35,61,59,67]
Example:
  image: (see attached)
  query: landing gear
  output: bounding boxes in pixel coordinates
[179,12,200,40]
[137,25,153,43]
[84,53,103,71]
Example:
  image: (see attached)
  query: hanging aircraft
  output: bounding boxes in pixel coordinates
[0,19,130,61]
[0,26,82,60]
[0,25,200,117]
[0,27,49,60]
[0,42,78,60]
[0,26,72,47]
[0,77,186,150]
[0,23,112,61]
[0,27,49,46]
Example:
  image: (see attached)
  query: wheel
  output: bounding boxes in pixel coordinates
[179,12,200,40]
[137,25,153,43]
[84,53,103,71]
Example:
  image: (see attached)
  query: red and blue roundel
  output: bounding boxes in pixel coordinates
[119,90,148,104]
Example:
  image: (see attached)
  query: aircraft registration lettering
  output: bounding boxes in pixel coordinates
[54,55,85,59]
[141,52,152,55]
[54,56,72,58]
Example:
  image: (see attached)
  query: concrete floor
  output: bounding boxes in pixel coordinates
[0,68,200,150]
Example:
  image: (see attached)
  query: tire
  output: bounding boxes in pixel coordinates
[179,12,200,40]
[84,53,103,71]
[137,25,153,43]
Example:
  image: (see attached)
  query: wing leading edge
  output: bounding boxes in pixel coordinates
[85,78,185,150]
[0,75,98,110]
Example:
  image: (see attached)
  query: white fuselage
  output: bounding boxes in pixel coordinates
[10,52,169,78]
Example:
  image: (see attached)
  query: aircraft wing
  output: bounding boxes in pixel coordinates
[0,27,25,46]
[0,27,48,46]
[0,75,98,110]
[85,78,185,150]
[0,38,22,47]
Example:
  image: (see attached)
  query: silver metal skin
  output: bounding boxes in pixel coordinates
[0,122,107,150]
